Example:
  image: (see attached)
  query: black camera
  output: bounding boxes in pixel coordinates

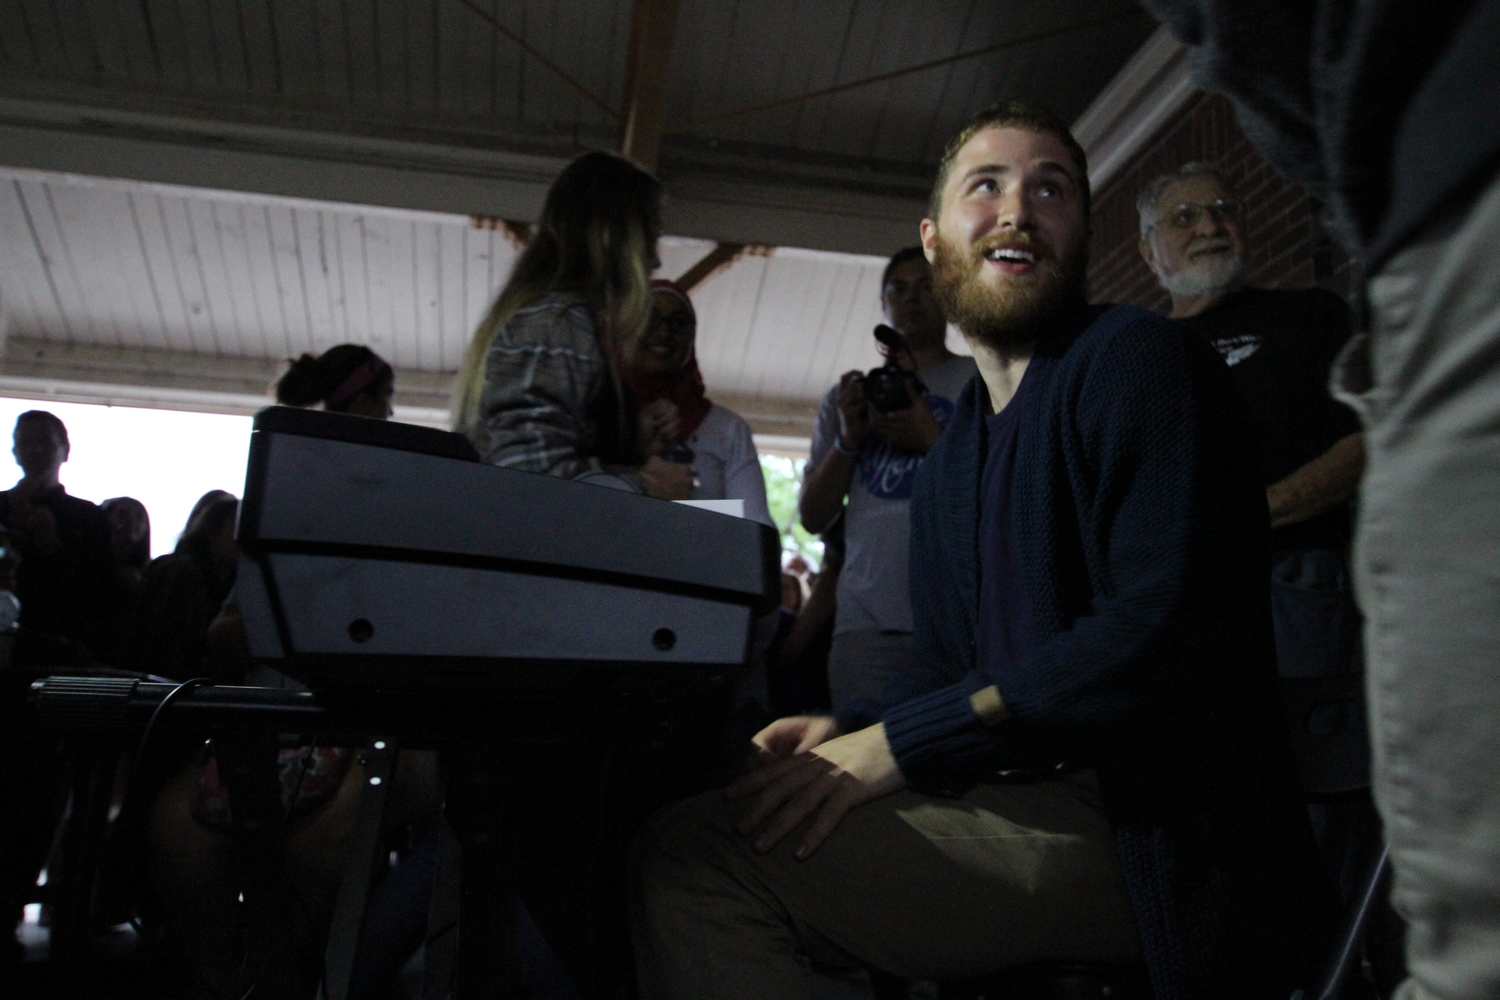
[861,325,925,412]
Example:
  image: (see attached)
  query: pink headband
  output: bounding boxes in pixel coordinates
[326,357,392,409]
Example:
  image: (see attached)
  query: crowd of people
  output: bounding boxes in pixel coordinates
[2,4,1496,997]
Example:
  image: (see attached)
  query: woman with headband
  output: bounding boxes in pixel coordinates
[624,280,773,527]
[275,344,395,419]
[144,346,441,1000]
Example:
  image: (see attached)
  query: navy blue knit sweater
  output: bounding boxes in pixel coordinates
[852,304,1331,999]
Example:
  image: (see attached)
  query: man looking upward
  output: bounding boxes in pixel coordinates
[1140,163,1364,679]
[799,248,976,710]
[631,101,1327,1000]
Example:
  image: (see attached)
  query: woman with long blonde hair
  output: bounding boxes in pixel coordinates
[454,150,693,499]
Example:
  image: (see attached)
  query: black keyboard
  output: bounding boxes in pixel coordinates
[235,407,779,692]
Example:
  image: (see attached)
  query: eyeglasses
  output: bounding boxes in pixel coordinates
[648,313,696,337]
[1155,197,1245,232]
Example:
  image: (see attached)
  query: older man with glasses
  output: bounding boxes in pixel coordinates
[1139,163,1366,684]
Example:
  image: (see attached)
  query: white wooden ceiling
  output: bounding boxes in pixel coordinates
[0,1,1150,444]
[0,1,1157,255]
[0,168,908,427]
[0,171,519,372]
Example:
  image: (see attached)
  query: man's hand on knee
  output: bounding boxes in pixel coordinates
[725,722,906,860]
[745,714,844,767]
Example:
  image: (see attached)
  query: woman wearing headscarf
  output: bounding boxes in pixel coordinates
[96,495,151,663]
[623,280,773,527]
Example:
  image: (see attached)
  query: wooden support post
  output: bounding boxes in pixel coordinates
[618,0,681,170]
[471,216,534,250]
[675,243,746,293]
[675,242,775,293]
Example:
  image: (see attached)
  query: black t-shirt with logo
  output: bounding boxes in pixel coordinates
[1175,287,1362,553]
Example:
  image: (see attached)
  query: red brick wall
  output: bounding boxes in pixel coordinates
[1087,92,1359,312]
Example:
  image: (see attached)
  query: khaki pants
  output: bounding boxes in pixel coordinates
[629,772,1137,1000]
[1335,168,1500,1000]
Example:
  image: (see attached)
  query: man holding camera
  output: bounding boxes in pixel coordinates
[799,247,977,710]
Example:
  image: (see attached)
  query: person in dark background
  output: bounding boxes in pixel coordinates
[98,496,151,665]
[275,343,395,419]
[102,497,151,589]
[1138,162,1364,680]
[799,248,976,712]
[623,280,774,526]
[0,410,112,662]
[452,150,694,505]
[1139,159,1393,982]
[0,413,114,975]
[766,523,843,721]
[448,150,713,997]
[139,348,444,998]
[1139,5,1500,996]
[126,491,237,680]
[0,517,51,976]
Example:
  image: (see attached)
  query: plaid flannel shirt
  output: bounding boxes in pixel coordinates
[469,291,640,487]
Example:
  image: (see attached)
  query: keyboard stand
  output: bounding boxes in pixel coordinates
[29,676,717,1000]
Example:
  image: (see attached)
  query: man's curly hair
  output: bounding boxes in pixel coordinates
[928,99,1091,222]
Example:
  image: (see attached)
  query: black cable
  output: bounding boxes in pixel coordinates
[134,676,214,765]
[102,677,216,990]
[280,738,317,824]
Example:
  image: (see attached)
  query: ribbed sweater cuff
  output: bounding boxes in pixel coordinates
[882,681,1001,792]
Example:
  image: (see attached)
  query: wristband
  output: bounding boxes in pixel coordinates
[832,436,860,456]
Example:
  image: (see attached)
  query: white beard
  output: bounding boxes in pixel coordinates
[1154,248,1248,300]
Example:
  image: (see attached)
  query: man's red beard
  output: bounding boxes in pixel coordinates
[930,230,1088,353]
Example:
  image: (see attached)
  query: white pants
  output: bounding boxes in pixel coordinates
[1334,168,1500,1000]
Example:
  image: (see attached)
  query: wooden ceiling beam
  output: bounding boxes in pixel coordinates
[618,0,681,170]
[0,95,927,255]
[669,5,1141,134]
[456,0,617,119]
[471,215,534,250]
[675,242,757,293]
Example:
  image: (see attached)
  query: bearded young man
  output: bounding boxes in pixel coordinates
[629,101,1329,1000]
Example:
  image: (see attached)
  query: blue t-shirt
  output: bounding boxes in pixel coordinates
[807,355,978,634]
[976,376,1036,679]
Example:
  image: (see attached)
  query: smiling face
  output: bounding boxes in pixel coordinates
[636,290,697,379]
[920,126,1090,353]
[1140,172,1248,301]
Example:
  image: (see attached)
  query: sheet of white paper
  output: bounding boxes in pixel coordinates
[673,498,745,519]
